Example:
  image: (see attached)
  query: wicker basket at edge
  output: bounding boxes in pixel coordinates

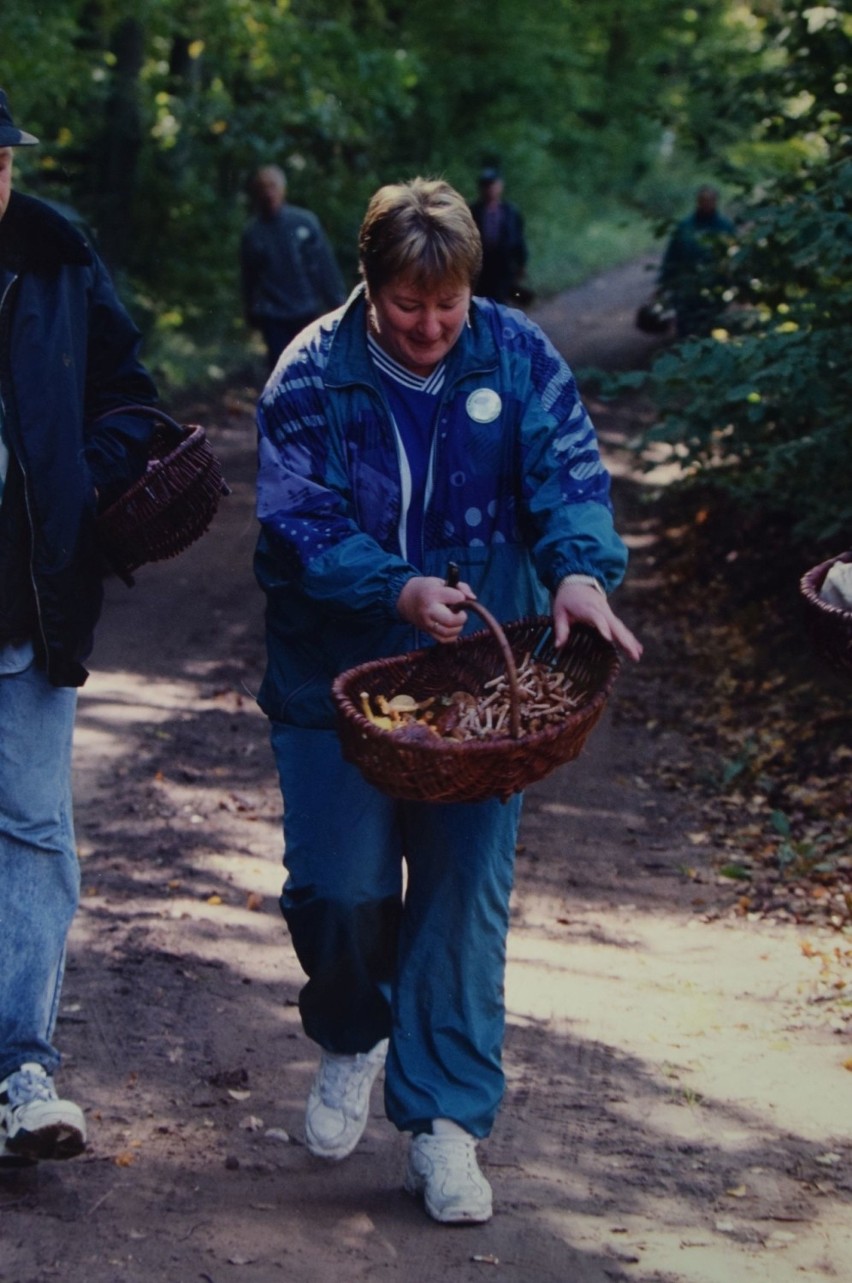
[332,607,621,804]
[799,550,852,677]
[97,407,229,583]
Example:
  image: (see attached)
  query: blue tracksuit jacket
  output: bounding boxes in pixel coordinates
[255,286,628,727]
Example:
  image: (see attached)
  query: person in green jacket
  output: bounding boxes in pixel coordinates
[658,185,735,338]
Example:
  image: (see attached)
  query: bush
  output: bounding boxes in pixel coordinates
[631,4,851,551]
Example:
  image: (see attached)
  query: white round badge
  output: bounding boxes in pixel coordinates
[466,388,502,423]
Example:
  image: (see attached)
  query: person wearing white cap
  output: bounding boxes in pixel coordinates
[0,88,158,1168]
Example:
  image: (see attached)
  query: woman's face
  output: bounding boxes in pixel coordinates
[368,277,471,376]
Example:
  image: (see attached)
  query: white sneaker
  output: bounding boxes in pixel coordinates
[405,1118,493,1223]
[0,1062,86,1163]
[304,1039,388,1160]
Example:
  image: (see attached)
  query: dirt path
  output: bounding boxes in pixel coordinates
[2,267,850,1283]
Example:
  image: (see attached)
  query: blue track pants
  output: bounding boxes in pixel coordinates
[270,723,522,1138]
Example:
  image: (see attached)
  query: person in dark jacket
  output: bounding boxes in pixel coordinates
[468,167,528,304]
[658,185,735,338]
[240,164,346,371]
[0,89,158,1169]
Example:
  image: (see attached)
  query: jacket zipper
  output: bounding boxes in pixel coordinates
[328,314,497,640]
[0,272,51,671]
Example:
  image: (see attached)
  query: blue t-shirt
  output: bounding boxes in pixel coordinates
[367,334,445,566]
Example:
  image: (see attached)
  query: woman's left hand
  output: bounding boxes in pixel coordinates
[553,580,643,662]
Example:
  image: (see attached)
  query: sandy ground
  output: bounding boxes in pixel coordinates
[1,263,849,1283]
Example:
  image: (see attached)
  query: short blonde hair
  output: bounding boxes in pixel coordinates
[359,177,482,294]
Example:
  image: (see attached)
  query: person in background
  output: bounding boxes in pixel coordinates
[0,89,158,1168]
[658,184,735,338]
[254,177,641,1225]
[240,164,346,371]
[468,166,528,304]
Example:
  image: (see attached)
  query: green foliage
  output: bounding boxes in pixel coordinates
[6,0,844,420]
[634,1,851,548]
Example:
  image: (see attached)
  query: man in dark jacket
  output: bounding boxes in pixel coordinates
[240,164,346,371]
[0,89,157,1168]
[469,167,528,304]
[658,185,736,338]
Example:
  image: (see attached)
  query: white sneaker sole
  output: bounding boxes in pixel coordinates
[405,1167,493,1224]
[304,1115,366,1162]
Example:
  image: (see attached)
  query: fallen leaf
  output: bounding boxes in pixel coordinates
[265,1128,290,1144]
[765,1230,796,1248]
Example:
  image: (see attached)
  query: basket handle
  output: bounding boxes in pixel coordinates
[93,404,230,498]
[445,562,522,739]
[91,404,186,438]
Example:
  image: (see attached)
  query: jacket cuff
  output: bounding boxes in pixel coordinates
[557,573,605,596]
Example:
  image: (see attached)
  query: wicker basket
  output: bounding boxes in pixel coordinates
[332,606,621,804]
[800,550,852,677]
[97,407,229,583]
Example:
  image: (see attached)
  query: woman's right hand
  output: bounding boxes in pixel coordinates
[397,575,476,643]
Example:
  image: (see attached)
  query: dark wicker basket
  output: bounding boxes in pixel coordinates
[97,407,229,583]
[800,550,852,676]
[332,607,621,804]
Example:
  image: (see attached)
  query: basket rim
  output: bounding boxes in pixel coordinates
[800,551,852,620]
[98,425,218,520]
[332,618,620,758]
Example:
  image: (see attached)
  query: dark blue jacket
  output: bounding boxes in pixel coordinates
[469,199,528,303]
[0,191,157,686]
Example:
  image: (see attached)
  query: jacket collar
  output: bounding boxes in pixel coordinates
[0,190,93,273]
[324,283,500,391]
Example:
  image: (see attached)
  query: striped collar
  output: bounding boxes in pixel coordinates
[367,333,446,395]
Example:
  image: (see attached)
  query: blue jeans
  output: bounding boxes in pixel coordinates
[271,723,523,1138]
[0,654,79,1082]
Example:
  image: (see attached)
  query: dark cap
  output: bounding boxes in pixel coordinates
[0,91,39,147]
[478,166,501,184]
